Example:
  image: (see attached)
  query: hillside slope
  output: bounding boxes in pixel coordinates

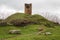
[5,13,58,26]
[0,13,60,40]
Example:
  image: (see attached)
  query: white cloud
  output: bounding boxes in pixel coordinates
[0,4,17,19]
[0,0,60,23]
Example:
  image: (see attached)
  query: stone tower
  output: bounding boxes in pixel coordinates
[25,3,32,15]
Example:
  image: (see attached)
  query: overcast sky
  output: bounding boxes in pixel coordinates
[0,0,60,14]
[0,0,60,23]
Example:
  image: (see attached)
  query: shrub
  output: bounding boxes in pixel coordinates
[0,21,8,26]
[44,22,54,28]
[10,19,31,26]
[29,14,44,24]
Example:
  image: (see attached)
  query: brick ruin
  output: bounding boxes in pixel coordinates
[25,3,32,15]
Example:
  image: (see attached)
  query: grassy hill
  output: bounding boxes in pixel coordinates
[5,12,57,26]
[5,13,47,23]
[0,13,60,40]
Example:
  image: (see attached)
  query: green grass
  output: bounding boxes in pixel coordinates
[0,24,60,40]
[0,13,60,40]
[5,13,30,22]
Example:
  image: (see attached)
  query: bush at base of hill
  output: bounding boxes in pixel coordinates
[0,21,8,26]
[10,19,32,26]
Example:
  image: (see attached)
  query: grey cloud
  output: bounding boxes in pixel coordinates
[0,0,23,10]
[1,0,60,23]
[0,0,60,13]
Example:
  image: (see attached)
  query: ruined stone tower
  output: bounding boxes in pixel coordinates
[25,3,32,15]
